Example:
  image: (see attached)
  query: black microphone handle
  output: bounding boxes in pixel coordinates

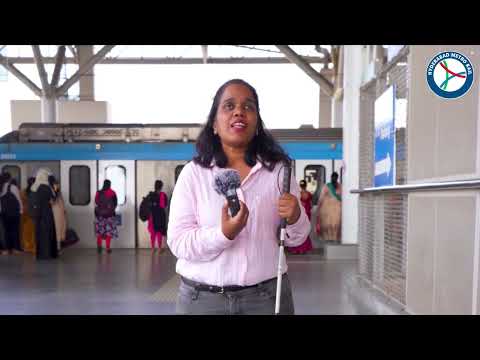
[226,191,240,217]
[280,161,292,229]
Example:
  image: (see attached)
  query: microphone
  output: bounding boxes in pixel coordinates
[213,169,241,217]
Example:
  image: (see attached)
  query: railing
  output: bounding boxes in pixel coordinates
[352,179,480,194]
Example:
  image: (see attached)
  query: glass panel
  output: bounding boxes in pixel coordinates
[69,166,90,205]
[304,165,326,205]
[105,165,126,206]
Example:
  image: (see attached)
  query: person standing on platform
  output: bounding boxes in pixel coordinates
[167,79,310,315]
[147,180,168,253]
[30,168,58,260]
[316,172,342,242]
[287,179,313,254]
[0,172,23,255]
[20,177,36,254]
[94,180,118,254]
[49,176,67,253]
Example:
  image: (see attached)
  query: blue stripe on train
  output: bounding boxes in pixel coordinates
[0,141,342,161]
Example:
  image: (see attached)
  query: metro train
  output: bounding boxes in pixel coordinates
[0,123,343,249]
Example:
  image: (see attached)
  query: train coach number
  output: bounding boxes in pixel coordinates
[128,130,140,137]
[102,130,122,136]
[82,129,99,136]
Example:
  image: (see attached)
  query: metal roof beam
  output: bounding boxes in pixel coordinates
[32,45,51,96]
[56,45,115,97]
[67,45,78,62]
[276,45,334,97]
[0,53,42,97]
[50,45,66,88]
[5,56,328,65]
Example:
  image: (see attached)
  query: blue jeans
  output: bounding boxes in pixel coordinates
[176,274,295,315]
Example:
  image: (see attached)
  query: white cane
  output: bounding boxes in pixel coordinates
[275,162,291,315]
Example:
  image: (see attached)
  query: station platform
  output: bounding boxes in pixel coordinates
[0,249,366,315]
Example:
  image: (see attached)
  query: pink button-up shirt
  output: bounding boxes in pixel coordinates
[167,160,311,287]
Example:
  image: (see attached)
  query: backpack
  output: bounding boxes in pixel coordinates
[27,190,41,218]
[0,183,20,217]
[61,228,80,249]
[139,193,153,222]
[95,191,115,218]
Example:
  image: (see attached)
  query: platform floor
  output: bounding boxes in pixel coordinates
[0,249,361,315]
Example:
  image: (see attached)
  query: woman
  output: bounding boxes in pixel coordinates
[0,219,5,255]
[0,174,6,255]
[167,79,311,315]
[316,172,342,242]
[94,180,118,254]
[20,177,36,254]
[147,180,168,253]
[0,172,23,255]
[31,168,58,260]
[49,176,67,252]
[287,180,313,254]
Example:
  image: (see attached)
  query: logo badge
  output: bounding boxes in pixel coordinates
[426,51,474,99]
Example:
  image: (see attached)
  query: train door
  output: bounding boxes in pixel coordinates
[136,160,188,248]
[295,159,333,248]
[295,160,332,205]
[98,160,135,248]
[61,161,97,248]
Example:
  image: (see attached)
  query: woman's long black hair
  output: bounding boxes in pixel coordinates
[154,180,163,192]
[193,79,290,171]
[101,179,111,191]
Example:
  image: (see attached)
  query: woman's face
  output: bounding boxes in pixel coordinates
[213,84,258,149]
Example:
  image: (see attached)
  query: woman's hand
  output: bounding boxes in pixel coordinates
[221,200,249,240]
[278,194,301,225]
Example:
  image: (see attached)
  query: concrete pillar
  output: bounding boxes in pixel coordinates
[40,96,57,123]
[373,45,386,74]
[331,46,344,128]
[319,89,331,127]
[77,45,95,101]
[341,45,363,244]
[331,97,343,127]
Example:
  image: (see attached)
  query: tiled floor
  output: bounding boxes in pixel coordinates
[0,249,361,315]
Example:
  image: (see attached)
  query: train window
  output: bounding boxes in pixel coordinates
[105,165,126,206]
[2,165,21,187]
[174,165,185,184]
[304,165,326,205]
[69,166,90,206]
